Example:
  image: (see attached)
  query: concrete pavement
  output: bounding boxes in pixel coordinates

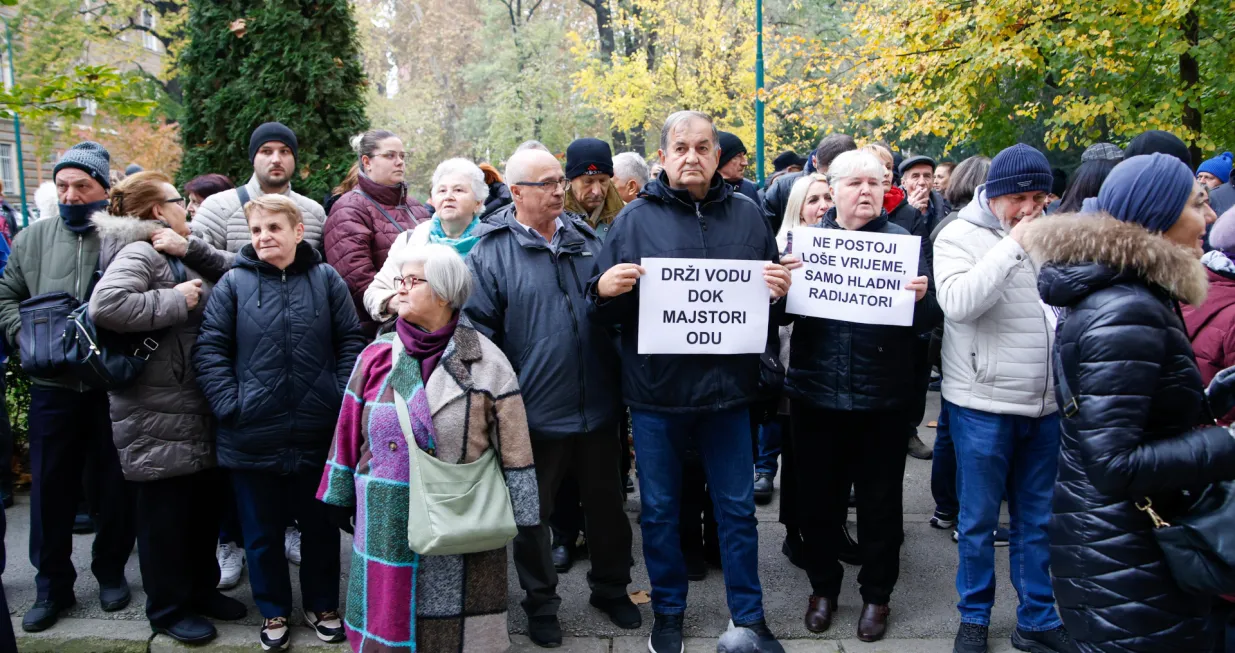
[6,391,1029,651]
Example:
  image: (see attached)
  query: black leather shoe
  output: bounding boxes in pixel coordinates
[837,524,861,566]
[100,583,131,611]
[908,434,934,460]
[153,614,217,644]
[192,591,247,621]
[528,614,563,648]
[551,544,573,573]
[745,620,786,653]
[22,597,75,632]
[590,594,642,629]
[753,473,774,504]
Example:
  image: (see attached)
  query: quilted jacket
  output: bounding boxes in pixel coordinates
[191,175,326,253]
[1182,252,1235,424]
[194,241,366,474]
[323,175,430,336]
[1027,213,1235,653]
[934,187,1056,418]
[88,214,216,482]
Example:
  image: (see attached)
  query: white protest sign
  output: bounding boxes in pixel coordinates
[785,227,921,326]
[638,258,770,355]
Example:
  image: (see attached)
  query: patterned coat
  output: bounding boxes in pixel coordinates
[318,320,538,653]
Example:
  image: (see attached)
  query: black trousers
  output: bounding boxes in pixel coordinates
[679,449,719,565]
[135,469,223,626]
[791,402,908,605]
[0,483,17,652]
[908,337,933,430]
[775,414,797,531]
[513,427,632,617]
[28,387,134,601]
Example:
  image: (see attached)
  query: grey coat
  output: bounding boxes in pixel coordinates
[88,214,216,482]
[191,175,325,253]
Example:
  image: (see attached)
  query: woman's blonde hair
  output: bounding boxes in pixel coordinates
[109,170,173,220]
[243,194,302,227]
[777,173,829,251]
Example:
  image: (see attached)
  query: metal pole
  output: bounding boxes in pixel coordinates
[4,19,28,226]
[754,0,765,186]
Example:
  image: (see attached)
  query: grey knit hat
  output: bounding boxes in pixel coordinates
[53,141,112,190]
[1082,142,1123,163]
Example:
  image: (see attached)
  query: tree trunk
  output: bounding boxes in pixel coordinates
[1180,9,1201,168]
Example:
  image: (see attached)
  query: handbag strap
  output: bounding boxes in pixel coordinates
[352,189,410,234]
[1053,347,1079,418]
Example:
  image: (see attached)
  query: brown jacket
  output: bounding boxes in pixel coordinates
[88,214,217,482]
[564,181,624,240]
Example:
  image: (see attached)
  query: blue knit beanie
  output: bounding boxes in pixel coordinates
[53,141,112,190]
[1097,153,1196,233]
[1198,151,1233,184]
[985,144,1053,199]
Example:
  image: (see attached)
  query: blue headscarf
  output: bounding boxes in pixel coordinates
[1095,153,1195,233]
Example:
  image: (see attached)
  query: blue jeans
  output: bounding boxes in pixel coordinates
[755,420,782,476]
[931,399,957,518]
[949,404,1061,631]
[631,408,764,625]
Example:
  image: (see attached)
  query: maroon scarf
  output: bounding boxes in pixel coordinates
[395,312,459,381]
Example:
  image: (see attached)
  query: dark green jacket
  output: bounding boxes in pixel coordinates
[0,216,102,391]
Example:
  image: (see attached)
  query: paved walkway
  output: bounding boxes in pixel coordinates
[8,392,1028,651]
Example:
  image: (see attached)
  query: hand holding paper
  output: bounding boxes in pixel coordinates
[764,262,792,298]
[598,263,646,298]
[907,275,928,302]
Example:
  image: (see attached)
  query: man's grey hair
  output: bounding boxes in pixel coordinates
[659,111,719,151]
[391,243,473,310]
[826,150,887,186]
[612,152,650,188]
[431,158,490,208]
[514,140,551,154]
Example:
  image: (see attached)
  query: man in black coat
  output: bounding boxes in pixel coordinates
[589,110,793,653]
[717,131,761,205]
[763,133,858,235]
[465,148,636,647]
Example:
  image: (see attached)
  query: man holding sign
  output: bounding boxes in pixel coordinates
[588,110,792,653]
[781,150,941,643]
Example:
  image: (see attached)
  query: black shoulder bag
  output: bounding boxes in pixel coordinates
[64,255,189,391]
[1054,346,1235,596]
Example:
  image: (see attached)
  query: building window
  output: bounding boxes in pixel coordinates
[76,97,98,116]
[140,9,160,52]
[0,144,16,196]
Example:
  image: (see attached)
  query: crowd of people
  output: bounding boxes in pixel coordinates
[0,112,1233,653]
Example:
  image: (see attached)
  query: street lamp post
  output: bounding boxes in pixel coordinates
[754,0,765,186]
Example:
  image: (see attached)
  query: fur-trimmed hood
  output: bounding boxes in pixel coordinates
[1024,212,1208,307]
[90,211,164,246]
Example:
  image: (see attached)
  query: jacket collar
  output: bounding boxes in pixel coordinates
[356,172,410,207]
[642,171,732,208]
[564,181,624,228]
[90,212,166,245]
[958,187,1005,233]
[234,241,322,275]
[819,207,890,233]
[495,209,591,255]
[426,316,484,413]
[1026,212,1208,307]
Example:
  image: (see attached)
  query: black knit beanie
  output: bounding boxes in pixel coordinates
[565,138,614,179]
[717,131,747,169]
[249,122,299,164]
[1125,130,1194,171]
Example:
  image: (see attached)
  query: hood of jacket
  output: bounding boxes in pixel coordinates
[564,180,625,229]
[235,240,323,275]
[90,212,166,245]
[957,187,1004,233]
[1026,212,1208,308]
[641,171,733,208]
[1185,252,1235,339]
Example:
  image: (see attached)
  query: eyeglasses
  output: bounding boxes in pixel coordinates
[514,178,568,190]
[374,151,407,162]
[163,197,186,207]
[394,275,427,290]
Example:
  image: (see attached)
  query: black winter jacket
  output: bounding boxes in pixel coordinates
[194,242,366,474]
[761,171,805,236]
[784,210,941,412]
[464,209,621,438]
[886,189,947,282]
[1028,214,1235,653]
[588,173,781,413]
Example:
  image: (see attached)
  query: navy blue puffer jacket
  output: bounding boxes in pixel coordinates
[587,172,780,413]
[1029,214,1235,653]
[194,242,366,474]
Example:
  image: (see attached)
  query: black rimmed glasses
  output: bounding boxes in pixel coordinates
[514,178,568,190]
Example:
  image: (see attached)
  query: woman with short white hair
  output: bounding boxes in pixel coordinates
[364,158,497,324]
[783,149,942,643]
[319,243,538,653]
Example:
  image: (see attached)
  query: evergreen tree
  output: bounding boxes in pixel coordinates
[178,0,367,199]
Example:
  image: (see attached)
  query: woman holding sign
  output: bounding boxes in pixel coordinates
[782,149,942,643]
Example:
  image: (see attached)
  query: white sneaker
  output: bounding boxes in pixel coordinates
[217,541,245,590]
[304,609,346,643]
[285,527,302,566]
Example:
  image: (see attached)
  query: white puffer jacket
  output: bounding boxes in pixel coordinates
[191,175,325,253]
[933,187,1055,418]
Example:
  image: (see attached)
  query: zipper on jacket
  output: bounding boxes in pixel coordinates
[75,234,84,299]
[553,251,590,434]
[694,203,710,257]
[281,270,296,445]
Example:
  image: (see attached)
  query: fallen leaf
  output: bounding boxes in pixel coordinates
[927,420,938,428]
[629,590,650,605]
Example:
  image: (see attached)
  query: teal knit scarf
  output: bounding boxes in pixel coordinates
[428,216,481,256]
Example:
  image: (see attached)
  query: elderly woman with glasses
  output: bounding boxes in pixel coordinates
[319,243,539,653]
[364,158,498,327]
[324,129,431,337]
